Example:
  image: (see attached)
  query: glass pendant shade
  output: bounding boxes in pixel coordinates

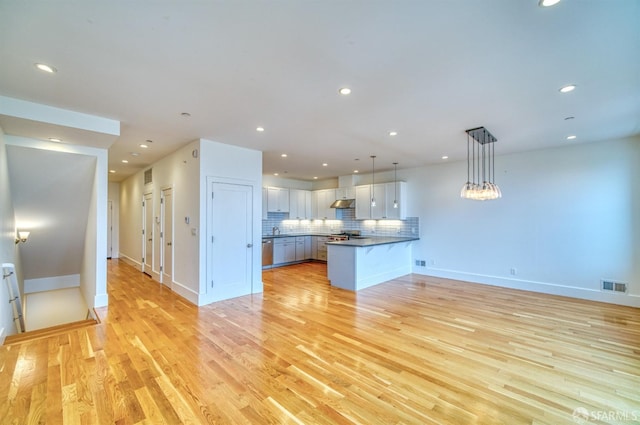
[461,127,501,201]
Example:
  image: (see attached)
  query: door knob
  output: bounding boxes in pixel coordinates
[167,242,172,246]
[247,243,253,248]
[148,238,152,242]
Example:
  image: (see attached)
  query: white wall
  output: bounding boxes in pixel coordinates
[81,151,108,309]
[119,140,201,302]
[404,137,640,307]
[199,139,263,305]
[119,138,263,306]
[0,127,19,340]
[108,182,120,259]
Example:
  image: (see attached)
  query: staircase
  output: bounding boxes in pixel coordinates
[3,318,98,345]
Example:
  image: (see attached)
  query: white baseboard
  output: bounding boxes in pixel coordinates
[415,268,640,308]
[94,292,108,308]
[119,254,141,269]
[171,280,199,305]
[24,274,80,294]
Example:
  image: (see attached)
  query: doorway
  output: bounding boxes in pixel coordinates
[143,192,153,275]
[107,200,113,259]
[208,181,253,300]
[161,187,173,286]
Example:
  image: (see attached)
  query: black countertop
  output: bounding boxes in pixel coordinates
[325,236,419,247]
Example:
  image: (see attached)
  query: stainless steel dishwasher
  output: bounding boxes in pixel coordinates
[262,238,273,267]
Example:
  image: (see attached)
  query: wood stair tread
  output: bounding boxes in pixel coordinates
[3,318,98,345]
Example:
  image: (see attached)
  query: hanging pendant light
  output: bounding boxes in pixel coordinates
[370,155,376,207]
[460,127,501,200]
[392,162,399,208]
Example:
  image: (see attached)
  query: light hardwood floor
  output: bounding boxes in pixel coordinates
[1,260,639,424]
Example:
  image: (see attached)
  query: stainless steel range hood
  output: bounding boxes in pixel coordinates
[330,199,355,208]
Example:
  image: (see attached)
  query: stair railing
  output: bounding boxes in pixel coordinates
[2,263,25,333]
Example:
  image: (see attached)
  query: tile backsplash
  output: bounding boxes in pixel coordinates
[262,208,419,237]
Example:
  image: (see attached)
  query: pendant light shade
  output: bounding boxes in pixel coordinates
[460,127,501,200]
[370,155,376,207]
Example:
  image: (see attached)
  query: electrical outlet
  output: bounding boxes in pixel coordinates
[510,268,517,275]
[415,260,420,266]
[420,260,426,267]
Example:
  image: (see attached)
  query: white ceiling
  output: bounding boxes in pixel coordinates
[0,0,638,183]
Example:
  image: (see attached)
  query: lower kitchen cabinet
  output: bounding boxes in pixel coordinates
[273,237,296,264]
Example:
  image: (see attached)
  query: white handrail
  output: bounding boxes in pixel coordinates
[2,263,25,333]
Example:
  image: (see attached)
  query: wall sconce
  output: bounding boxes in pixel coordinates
[15,231,30,244]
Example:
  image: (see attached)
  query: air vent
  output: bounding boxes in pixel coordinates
[144,168,153,185]
[601,280,627,293]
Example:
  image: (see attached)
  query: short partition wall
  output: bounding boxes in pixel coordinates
[327,242,413,291]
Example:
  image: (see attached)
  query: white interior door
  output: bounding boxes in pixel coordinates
[209,182,253,300]
[107,200,113,259]
[161,188,173,285]
[143,192,153,274]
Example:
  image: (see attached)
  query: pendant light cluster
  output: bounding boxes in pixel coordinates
[460,126,502,200]
[368,156,400,208]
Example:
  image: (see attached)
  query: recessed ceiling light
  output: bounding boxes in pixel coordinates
[566,135,577,140]
[559,84,576,93]
[353,170,359,173]
[281,153,287,158]
[109,170,116,174]
[538,0,561,7]
[121,159,129,163]
[389,131,398,136]
[338,87,351,95]
[140,144,148,148]
[322,163,328,167]
[130,152,140,157]
[313,177,318,180]
[181,112,191,117]
[564,116,575,121]
[256,127,265,132]
[48,137,62,142]
[442,156,449,160]
[273,173,279,176]
[35,63,56,73]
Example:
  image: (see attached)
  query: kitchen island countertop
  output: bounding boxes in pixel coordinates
[325,236,418,247]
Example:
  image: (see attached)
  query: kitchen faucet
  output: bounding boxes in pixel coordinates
[272,226,280,235]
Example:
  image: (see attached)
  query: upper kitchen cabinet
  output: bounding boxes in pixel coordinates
[262,187,268,219]
[335,186,355,200]
[289,189,312,219]
[267,186,289,213]
[384,181,407,220]
[312,189,336,219]
[355,185,372,219]
[355,182,406,220]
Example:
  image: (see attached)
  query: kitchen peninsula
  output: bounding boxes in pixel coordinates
[326,236,418,291]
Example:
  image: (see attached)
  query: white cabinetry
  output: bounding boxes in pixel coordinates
[304,236,312,259]
[289,189,312,219]
[336,186,355,200]
[312,189,336,219]
[295,236,306,261]
[262,187,268,219]
[383,181,407,219]
[267,187,290,213]
[355,185,372,220]
[355,182,406,220]
[314,236,328,261]
[273,237,296,264]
